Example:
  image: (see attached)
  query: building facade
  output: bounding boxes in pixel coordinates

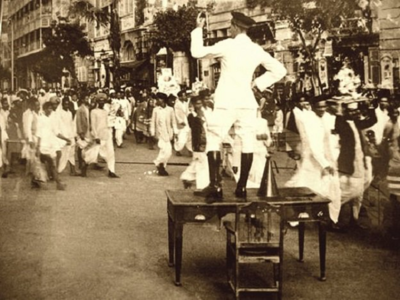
[6,0,70,90]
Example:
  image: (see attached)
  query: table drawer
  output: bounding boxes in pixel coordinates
[180,206,219,223]
[282,203,329,222]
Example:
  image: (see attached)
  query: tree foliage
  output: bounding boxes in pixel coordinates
[265,0,362,95]
[151,3,198,53]
[109,2,122,87]
[34,19,93,83]
[68,0,110,28]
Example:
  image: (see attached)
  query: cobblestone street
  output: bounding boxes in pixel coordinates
[0,136,399,300]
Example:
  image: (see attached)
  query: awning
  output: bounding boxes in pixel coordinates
[120,59,147,69]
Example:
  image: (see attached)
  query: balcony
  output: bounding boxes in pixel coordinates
[13,13,52,40]
[17,40,42,59]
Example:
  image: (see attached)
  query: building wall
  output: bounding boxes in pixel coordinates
[378,0,400,89]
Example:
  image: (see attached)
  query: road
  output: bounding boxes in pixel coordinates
[0,135,399,300]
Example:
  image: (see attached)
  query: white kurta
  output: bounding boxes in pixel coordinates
[58,109,76,173]
[89,108,115,172]
[36,114,60,158]
[174,99,192,152]
[286,111,341,223]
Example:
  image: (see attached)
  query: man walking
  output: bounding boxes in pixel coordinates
[90,93,119,178]
[150,92,177,176]
[75,94,91,177]
[58,97,78,175]
[191,11,286,199]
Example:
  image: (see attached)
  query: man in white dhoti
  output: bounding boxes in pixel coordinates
[150,92,178,176]
[90,93,119,178]
[180,95,209,188]
[174,90,192,155]
[0,99,10,177]
[191,11,286,200]
[22,97,40,175]
[58,97,78,175]
[75,95,91,177]
[36,102,71,190]
[302,98,341,224]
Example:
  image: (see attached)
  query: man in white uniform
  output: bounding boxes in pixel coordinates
[191,11,286,199]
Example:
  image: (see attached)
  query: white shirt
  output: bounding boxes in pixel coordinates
[91,108,110,141]
[36,114,60,156]
[191,28,287,109]
[59,109,75,139]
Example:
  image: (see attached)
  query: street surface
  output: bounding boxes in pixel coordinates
[0,135,399,300]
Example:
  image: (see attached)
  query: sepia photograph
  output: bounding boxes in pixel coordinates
[0,0,399,299]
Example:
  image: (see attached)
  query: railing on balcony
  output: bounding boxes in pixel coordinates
[13,13,52,40]
[17,40,42,58]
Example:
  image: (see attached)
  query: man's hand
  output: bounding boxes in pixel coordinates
[322,166,335,176]
[196,12,206,28]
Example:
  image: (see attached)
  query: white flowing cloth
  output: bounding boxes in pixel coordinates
[285,110,341,223]
[180,152,209,189]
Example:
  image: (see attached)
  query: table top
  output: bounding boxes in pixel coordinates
[166,187,330,207]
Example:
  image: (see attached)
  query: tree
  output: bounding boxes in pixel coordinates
[33,18,93,85]
[109,1,122,88]
[68,0,123,88]
[246,0,365,96]
[68,0,110,28]
[150,1,206,83]
[273,0,363,95]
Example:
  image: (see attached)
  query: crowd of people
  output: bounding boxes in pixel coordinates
[0,87,145,190]
[1,11,399,241]
[283,89,400,236]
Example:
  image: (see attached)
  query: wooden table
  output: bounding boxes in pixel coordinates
[166,187,330,286]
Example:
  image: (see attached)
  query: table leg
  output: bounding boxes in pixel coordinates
[168,215,174,267]
[175,223,184,286]
[298,222,305,262]
[318,221,327,281]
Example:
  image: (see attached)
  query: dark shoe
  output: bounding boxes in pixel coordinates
[326,221,347,233]
[108,171,120,178]
[31,179,41,189]
[57,182,66,191]
[235,186,247,198]
[80,164,87,177]
[1,172,8,178]
[69,165,80,176]
[158,164,169,176]
[94,163,105,169]
[194,185,223,199]
[182,180,194,189]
